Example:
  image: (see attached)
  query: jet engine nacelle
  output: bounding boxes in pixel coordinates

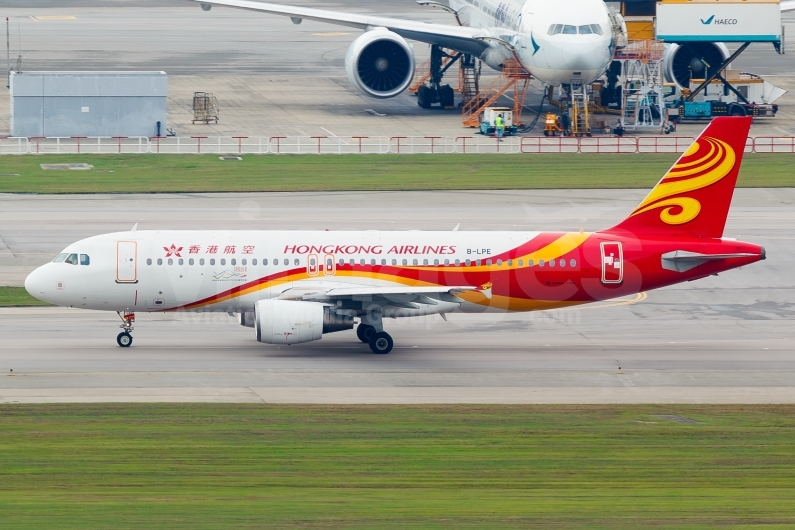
[254,299,353,345]
[664,43,731,89]
[345,28,416,99]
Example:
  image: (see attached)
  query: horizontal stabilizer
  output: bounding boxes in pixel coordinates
[661,250,759,272]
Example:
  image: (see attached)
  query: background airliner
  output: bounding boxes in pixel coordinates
[190,0,795,106]
[25,117,765,354]
[191,0,621,103]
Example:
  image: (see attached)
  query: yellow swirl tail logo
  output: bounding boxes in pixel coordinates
[629,137,736,225]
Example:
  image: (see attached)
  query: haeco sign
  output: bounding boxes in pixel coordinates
[657,2,781,42]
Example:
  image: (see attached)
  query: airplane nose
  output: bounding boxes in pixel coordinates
[564,46,608,72]
[25,266,48,302]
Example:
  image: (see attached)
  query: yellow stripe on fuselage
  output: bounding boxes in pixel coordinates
[401,232,591,272]
[181,233,591,310]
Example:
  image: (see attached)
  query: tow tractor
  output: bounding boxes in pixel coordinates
[543,113,564,136]
[665,70,786,123]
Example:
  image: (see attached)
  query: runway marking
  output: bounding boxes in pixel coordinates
[556,291,648,312]
[320,127,349,144]
[313,32,352,37]
[29,16,77,21]
[0,253,53,257]
[735,235,795,240]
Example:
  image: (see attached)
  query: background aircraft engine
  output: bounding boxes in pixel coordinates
[254,300,353,345]
[345,29,415,99]
[664,43,730,89]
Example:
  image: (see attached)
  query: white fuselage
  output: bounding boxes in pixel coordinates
[25,229,590,316]
[450,0,614,85]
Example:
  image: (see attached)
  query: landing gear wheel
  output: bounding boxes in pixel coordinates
[368,332,393,354]
[417,85,433,109]
[728,104,747,117]
[439,85,455,108]
[117,332,133,348]
[356,324,376,343]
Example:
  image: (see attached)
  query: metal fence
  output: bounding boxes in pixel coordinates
[1,135,794,155]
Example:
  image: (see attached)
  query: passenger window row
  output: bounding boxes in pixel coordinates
[145,258,299,267]
[547,24,604,36]
[144,257,578,268]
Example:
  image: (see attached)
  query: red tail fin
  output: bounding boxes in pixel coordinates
[607,116,752,238]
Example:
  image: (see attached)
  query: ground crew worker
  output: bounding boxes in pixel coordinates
[560,112,570,136]
[495,114,505,140]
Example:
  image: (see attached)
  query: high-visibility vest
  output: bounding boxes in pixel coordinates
[496,116,504,127]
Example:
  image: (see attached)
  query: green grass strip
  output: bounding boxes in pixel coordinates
[0,286,49,307]
[0,153,792,194]
[1,404,794,528]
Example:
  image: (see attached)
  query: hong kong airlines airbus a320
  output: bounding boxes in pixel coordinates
[26,117,764,354]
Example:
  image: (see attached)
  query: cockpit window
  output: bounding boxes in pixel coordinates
[548,23,604,36]
[53,253,68,263]
[65,253,79,265]
[80,254,90,266]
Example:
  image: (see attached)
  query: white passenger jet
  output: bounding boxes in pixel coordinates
[190,0,622,106]
[26,118,766,355]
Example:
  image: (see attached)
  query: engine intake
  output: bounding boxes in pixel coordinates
[664,43,731,89]
[345,29,415,99]
[254,300,353,345]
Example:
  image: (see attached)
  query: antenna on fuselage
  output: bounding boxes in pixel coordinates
[131,223,138,232]
[452,223,460,232]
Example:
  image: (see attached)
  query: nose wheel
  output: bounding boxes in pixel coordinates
[116,311,135,348]
[117,332,133,347]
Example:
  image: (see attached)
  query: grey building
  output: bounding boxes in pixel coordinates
[9,71,167,137]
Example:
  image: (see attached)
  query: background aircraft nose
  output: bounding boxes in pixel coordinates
[25,266,48,302]
[564,44,609,72]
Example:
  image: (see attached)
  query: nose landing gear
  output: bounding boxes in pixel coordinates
[116,311,135,348]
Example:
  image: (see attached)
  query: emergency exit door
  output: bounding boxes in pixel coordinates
[116,241,138,283]
[600,242,623,284]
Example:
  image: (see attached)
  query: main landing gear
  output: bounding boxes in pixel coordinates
[356,323,394,355]
[116,311,135,348]
[416,45,460,109]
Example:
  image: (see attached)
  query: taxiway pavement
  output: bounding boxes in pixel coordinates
[1,189,793,403]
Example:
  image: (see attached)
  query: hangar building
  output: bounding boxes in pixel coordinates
[9,71,167,138]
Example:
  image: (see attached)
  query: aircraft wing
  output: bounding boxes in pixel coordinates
[190,0,490,56]
[783,0,795,11]
[280,285,479,309]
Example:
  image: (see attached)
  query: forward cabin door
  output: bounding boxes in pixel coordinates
[600,242,623,284]
[116,241,138,283]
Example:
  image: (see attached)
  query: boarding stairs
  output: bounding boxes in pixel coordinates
[458,54,480,103]
[569,78,591,136]
[618,40,665,130]
[462,59,531,127]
